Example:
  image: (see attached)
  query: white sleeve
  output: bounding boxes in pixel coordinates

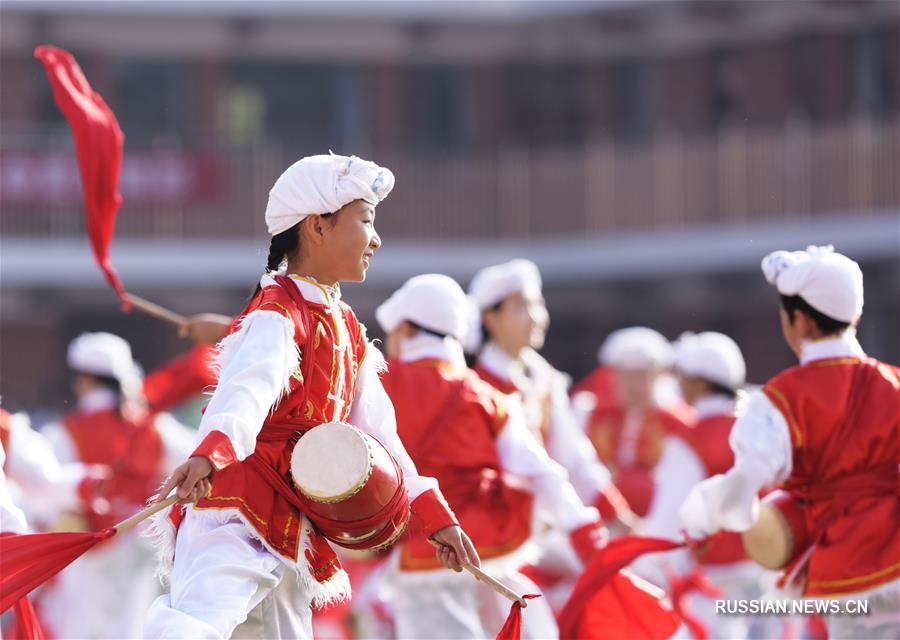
[6,416,87,521]
[0,454,28,534]
[41,421,80,465]
[679,390,793,537]
[496,398,598,532]
[153,413,200,474]
[197,310,298,461]
[348,342,438,501]
[641,436,706,539]
[545,381,612,504]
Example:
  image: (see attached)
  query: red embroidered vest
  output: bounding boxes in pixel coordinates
[685,413,748,565]
[193,277,366,579]
[63,409,164,530]
[383,358,534,571]
[586,405,690,516]
[764,355,900,596]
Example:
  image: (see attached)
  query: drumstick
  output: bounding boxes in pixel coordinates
[464,564,528,608]
[114,494,179,534]
[125,293,188,327]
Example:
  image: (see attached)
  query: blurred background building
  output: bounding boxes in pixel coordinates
[1,0,898,418]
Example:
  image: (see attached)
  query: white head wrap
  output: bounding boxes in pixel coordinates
[468,259,542,310]
[265,153,395,236]
[598,327,674,371]
[673,331,746,391]
[760,245,863,323]
[67,332,143,394]
[376,274,475,342]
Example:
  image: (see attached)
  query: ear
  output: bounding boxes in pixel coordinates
[300,216,328,246]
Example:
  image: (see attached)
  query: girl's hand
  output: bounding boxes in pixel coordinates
[157,457,214,504]
[429,525,481,572]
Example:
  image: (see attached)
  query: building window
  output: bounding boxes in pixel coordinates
[504,63,588,146]
[406,65,468,149]
[611,57,654,142]
[852,25,898,118]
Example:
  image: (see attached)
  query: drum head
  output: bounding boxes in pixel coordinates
[742,501,795,570]
[291,422,372,503]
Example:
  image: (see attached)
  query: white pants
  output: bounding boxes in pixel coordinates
[390,566,558,640]
[824,581,900,640]
[40,529,161,639]
[144,509,313,639]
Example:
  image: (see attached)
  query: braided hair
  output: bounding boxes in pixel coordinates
[252,223,301,296]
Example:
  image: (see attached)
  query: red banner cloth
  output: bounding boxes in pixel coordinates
[558,536,685,640]
[11,596,45,640]
[0,528,115,613]
[33,45,129,309]
[495,593,541,640]
[143,345,218,413]
[667,567,723,640]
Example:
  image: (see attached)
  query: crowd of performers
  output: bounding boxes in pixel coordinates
[1,154,897,640]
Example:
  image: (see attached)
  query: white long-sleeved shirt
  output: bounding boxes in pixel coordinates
[402,335,598,532]
[680,332,866,538]
[477,341,614,505]
[196,274,439,501]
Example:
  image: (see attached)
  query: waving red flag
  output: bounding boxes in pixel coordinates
[143,345,218,413]
[11,596,46,639]
[558,536,685,640]
[495,593,541,640]
[33,45,129,309]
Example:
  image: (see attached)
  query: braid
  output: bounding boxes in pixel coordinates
[252,223,301,296]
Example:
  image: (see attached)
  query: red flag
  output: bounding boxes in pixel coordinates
[667,567,723,640]
[0,528,115,613]
[558,536,685,640]
[33,45,129,309]
[143,345,218,413]
[495,594,541,640]
[11,596,45,640]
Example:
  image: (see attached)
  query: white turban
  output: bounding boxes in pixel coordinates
[265,153,395,236]
[68,332,142,392]
[673,331,746,391]
[599,327,674,371]
[376,274,475,341]
[468,259,542,310]
[761,245,863,323]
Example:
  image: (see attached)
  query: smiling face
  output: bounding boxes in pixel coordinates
[302,199,382,283]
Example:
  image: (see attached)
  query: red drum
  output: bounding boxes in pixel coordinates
[741,489,809,570]
[290,421,410,551]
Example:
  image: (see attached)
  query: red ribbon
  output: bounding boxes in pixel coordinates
[495,593,541,640]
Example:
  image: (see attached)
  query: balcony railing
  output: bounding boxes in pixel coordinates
[1,117,897,240]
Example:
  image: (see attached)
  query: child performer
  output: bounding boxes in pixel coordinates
[144,154,476,639]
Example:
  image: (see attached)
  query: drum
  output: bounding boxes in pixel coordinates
[741,489,809,570]
[291,421,410,551]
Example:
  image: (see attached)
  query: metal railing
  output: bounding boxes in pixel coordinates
[1,117,897,239]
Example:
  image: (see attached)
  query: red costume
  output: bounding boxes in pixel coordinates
[763,355,899,596]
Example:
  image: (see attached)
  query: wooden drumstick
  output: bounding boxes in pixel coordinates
[113,494,179,534]
[464,564,528,608]
[125,293,188,327]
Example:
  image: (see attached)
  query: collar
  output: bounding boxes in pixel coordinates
[78,388,118,412]
[692,394,736,419]
[478,341,525,383]
[259,272,342,308]
[799,330,865,365]
[400,333,467,369]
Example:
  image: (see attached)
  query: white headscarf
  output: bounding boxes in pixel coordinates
[468,259,542,311]
[376,274,476,342]
[599,327,674,371]
[265,153,395,236]
[673,331,746,391]
[761,245,863,323]
[67,332,143,397]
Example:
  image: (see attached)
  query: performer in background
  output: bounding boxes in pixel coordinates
[144,154,476,639]
[673,331,772,639]
[467,259,634,530]
[377,273,607,639]
[680,245,899,639]
[37,332,195,639]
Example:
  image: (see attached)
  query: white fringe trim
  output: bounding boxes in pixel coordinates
[210,309,300,406]
[145,504,351,609]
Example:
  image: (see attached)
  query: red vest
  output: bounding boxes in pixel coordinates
[571,365,619,411]
[193,277,366,579]
[685,413,748,566]
[382,358,534,571]
[586,405,690,516]
[764,355,900,596]
[474,364,553,443]
[63,409,164,530]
